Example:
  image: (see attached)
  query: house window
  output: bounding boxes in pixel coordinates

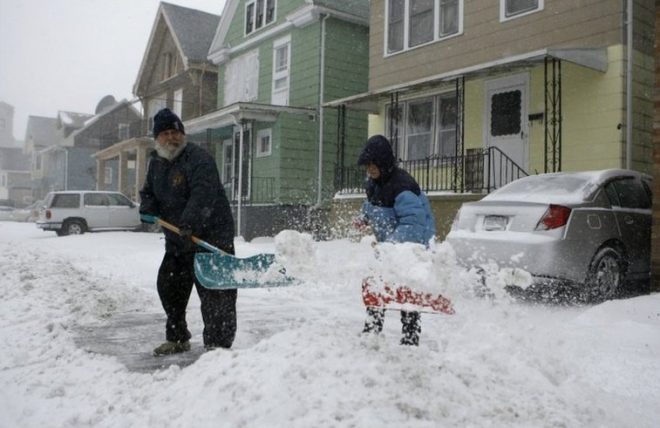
[386,0,463,54]
[271,36,290,106]
[224,50,259,105]
[409,0,434,47]
[162,52,177,80]
[386,92,458,160]
[256,129,272,157]
[118,123,130,140]
[222,140,233,186]
[500,0,543,21]
[245,0,276,35]
[0,118,5,130]
[406,99,433,160]
[436,93,457,157]
[439,0,459,35]
[104,167,113,185]
[148,94,167,134]
[173,88,183,117]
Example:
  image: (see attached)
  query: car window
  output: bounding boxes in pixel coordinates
[106,193,132,207]
[605,178,651,209]
[642,179,653,203]
[51,194,80,208]
[84,193,108,206]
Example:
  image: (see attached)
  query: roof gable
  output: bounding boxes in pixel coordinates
[133,2,221,95]
[208,0,368,64]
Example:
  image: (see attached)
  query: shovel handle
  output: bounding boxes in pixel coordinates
[144,215,229,256]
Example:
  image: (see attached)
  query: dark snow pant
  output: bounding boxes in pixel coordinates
[157,252,237,348]
[363,307,421,346]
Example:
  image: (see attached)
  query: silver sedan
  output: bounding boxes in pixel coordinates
[446,169,652,303]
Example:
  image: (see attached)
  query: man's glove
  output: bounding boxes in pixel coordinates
[179,228,197,253]
[140,214,158,224]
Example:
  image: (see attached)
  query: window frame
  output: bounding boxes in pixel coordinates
[499,0,543,22]
[256,128,272,158]
[245,0,277,36]
[221,139,234,188]
[118,123,130,140]
[271,35,291,106]
[104,167,113,185]
[161,52,177,81]
[173,88,183,118]
[385,91,458,161]
[385,0,463,56]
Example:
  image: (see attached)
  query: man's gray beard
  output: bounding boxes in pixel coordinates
[155,139,187,161]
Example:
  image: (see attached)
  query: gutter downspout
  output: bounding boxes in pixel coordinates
[64,148,68,190]
[625,0,633,169]
[316,13,329,206]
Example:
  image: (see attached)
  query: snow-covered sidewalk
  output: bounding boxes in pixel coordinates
[1,222,659,427]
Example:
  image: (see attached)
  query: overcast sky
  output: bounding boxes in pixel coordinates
[0,0,226,140]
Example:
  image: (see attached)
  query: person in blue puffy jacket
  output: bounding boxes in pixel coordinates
[354,135,436,346]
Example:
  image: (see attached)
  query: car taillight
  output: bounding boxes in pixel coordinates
[46,209,51,220]
[535,204,571,230]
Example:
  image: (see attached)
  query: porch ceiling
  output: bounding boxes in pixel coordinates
[184,102,317,135]
[325,47,607,112]
[93,137,153,161]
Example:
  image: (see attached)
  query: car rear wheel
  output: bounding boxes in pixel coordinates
[582,247,623,303]
[62,220,85,236]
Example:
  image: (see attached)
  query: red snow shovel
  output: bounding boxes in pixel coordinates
[362,276,455,315]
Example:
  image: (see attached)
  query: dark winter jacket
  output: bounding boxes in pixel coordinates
[358,135,436,245]
[140,143,235,255]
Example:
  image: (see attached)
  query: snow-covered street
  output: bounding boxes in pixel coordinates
[1,221,659,427]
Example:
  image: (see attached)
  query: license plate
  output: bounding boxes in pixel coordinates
[483,215,508,231]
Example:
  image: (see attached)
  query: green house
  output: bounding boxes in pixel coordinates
[185,0,370,239]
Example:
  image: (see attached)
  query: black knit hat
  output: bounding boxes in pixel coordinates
[153,108,185,138]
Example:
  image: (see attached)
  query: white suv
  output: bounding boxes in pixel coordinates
[37,191,141,236]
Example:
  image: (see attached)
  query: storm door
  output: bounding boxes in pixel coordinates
[485,74,529,187]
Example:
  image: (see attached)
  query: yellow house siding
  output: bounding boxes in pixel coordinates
[368,0,625,92]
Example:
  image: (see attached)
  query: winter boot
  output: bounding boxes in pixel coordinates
[400,311,421,346]
[153,340,191,356]
[362,307,385,334]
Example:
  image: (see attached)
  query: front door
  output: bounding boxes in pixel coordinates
[233,128,251,201]
[485,74,529,187]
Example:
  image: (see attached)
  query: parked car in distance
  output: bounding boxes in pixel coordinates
[37,191,141,236]
[446,169,652,303]
[0,205,14,221]
[11,200,45,222]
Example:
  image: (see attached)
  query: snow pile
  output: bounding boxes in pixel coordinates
[1,223,659,428]
[273,229,318,280]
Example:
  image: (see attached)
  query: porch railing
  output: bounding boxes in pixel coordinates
[334,146,528,195]
[226,176,276,205]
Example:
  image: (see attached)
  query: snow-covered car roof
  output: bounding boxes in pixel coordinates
[483,169,649,205]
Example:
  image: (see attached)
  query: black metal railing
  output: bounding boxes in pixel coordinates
[335,146,528,195]
[226,176,276,205]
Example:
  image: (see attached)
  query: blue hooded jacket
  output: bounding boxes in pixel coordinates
[357,135,436,245]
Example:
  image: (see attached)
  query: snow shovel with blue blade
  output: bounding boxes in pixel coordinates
[141,215,295,290]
